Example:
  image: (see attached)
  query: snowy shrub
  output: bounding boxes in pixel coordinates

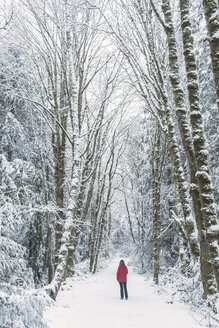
[0,154,35,285]
[0,284,53,328]
[158,262,219,327]
[0,237,32,285]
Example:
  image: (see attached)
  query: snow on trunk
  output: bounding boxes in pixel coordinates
[164,101,199,272]
[49,75,81,300]
[202,0,219,111]
[48,0,81,300]
[152,127,166,284]
[180,0,219,298]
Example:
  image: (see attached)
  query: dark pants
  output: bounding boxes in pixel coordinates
[119,282,128,299]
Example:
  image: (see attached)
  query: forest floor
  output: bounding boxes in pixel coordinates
[44,257,209,328]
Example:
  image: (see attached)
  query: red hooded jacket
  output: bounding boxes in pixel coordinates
[117,264,128,282]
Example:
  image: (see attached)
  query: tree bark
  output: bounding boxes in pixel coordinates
[180,0,219,295]
[48,0,81,298]
[202,0,219,111]
[53,119,67,268]
[152,128,162,284]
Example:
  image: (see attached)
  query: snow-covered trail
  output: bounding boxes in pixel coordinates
[44,258,203,328]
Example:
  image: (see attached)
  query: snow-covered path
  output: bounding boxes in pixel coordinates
[44,258,204,328]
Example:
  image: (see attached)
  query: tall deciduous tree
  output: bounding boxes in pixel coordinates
[179,0,219,296]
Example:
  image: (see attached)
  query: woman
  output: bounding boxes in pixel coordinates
[116,259,128,300]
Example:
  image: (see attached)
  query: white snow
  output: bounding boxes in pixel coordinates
[44,258,208,328]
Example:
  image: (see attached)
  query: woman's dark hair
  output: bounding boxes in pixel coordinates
[119,260,125,266]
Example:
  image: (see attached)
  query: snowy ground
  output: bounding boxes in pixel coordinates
[44,258,209,328]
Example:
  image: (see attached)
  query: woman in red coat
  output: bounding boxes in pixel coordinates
[116,259,128,300]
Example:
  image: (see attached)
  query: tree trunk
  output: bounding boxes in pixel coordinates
[164,104,196,273]
[39,149,53,283]
[54,124,67,269]
[48,0,81,297]
[49,130,80,299]
[89,203,98,273]
[123,185,136,244]
[161,82,199,254]
[202,0,219,111]
[180,0,219,295]
[91,139,116,273]
[152,128,162,284]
